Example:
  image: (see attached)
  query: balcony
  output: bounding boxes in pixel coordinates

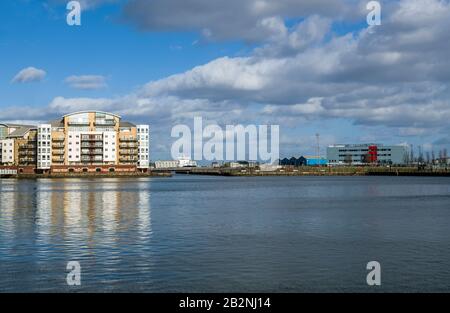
[53,137,65,142]
[119,157,138,162]
[81,142,103,148]
[52,150,65,155]
[81,149,103,155]
[21,143,36,149]
[19,150,36,156]
[81,156,103,162]
[120,150,138,156]
[52,143,65,148]
[94,120,116,126]
[19,157,36,163]
[68,120,89,126]
[81,135,103,141]
[119,143,138,148]
[52,157,64,162]
[119,137,138,142]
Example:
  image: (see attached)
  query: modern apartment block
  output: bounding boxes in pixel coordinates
[0,111,150,173]
[327,143,409,165]
[0,124,38,169]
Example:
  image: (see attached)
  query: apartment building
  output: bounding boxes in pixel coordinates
[0,111,150,173]
[0,124,38,168]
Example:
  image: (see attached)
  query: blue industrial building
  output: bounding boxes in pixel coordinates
[279,156,327,167]
[305,157,328,166]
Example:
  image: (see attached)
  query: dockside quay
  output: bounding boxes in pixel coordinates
[0,111,149,175]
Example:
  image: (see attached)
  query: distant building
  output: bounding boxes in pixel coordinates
[155,160,179,169]
[178,157,197,167]
[279,157,307,167]
[327,144,408,165]
[259,164,282,172]
[304,156,328,166]
[155,157,197,169]
[224,161,258,168]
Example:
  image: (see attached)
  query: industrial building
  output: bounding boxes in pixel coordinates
[327,144,408,165]
[0,111,150,173]
[154,157,198,169]
[279,156,328,167]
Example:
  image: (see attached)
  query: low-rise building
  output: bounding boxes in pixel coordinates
[327,143,409,165]
[155,160,179,169]
[304,156,328,166]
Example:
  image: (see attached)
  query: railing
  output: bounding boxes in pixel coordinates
[19,151,36,156]
[94,120,116,126]
[120,149,138,155]
[52,150,64,155]
[119,157,138,162]
[81,135,103,141]
[81,149,103,155]
[119,137,138,142]
[81,157,103,162]
[52,157,64,162]
[68,120,89,126]
[52,143,65,148]
[19,157,36,163]
[119,143,138,148]
[20,144,36,149]
[81,143,103,148]
[53,137,65,141]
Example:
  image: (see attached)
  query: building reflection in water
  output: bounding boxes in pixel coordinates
[33,178,152,261]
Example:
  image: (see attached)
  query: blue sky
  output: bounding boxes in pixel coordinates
[1,0,241,106]
[1,0,449,160]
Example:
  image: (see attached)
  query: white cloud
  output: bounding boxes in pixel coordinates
[65,75,108,90]
[12,67,46,83]
[122,0,358,42]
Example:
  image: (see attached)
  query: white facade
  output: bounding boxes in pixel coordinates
[137,125,149,169]
[1,139,15,164]
[37,124,52,169]
[155,160,179,169]
[103,131,116,163]
[259,164,281,172]
[178,157,197,167]
[67,131,81,163]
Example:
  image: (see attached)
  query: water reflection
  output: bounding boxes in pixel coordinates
[2,176,450,292]
[1,178,153,291]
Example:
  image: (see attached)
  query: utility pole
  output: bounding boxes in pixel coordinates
[315,133,320,159]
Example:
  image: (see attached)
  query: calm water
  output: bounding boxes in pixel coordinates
[1,175,450,292]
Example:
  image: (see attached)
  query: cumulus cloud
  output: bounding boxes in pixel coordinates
[11,67,47,83]
[122,0,361,42]
[65,75,108,90]
[135,0,450,132]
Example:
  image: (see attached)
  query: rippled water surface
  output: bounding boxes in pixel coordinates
[1,175,450,292]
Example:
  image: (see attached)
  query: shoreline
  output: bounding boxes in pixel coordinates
[175,167,450,177]
[0,171,172,179]
[2,168,450,179]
